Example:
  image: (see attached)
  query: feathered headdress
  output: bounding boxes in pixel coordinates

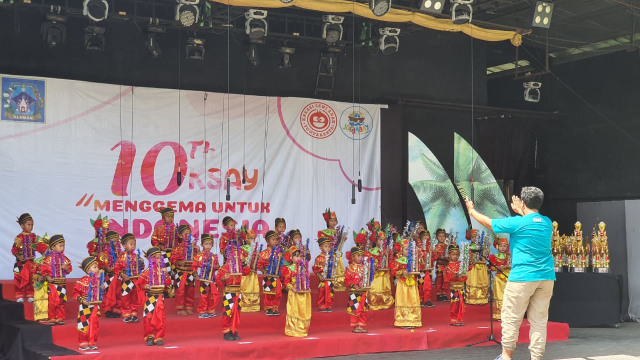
[323,208,337,223]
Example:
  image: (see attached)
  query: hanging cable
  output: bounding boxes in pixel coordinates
[204,92,208,223]
[351,8,356,205]
[470,36,475,203]
[119,85,125,226]
[225,1,231,201]
[242,63,247,185]
[259,97,270,231]
[177,30,183,187]
[130,86,134,224]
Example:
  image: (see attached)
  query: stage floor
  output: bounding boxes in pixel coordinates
[2,279,569,359]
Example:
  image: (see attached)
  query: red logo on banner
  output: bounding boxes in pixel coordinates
[299,102,337,139]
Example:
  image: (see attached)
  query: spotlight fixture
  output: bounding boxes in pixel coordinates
[176,0,200,27]
[278,47,295,69]
[246,44,261,67]
[245,9,268,40]
[379,27,400,55]
[322,15,344,46]
[369,0,391,17]
[450,0,473,25]
[532,1,553,28]
[185,37,205,60]
[419,0,444,13]
[41,13,67,47]
[84,26,106,51]
[523,81,541,103]
[83,0,109,22]
[146,26,164,57]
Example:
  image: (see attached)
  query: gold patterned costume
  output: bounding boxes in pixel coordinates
[391,255,421,328]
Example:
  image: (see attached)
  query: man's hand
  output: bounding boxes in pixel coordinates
[465,197,475,211]
[511,195,524,215]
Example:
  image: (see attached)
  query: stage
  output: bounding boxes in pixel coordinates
[1,279,569,359]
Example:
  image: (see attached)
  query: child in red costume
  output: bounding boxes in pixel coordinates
[150,207,179,298]
[73,257,103,351]
[192,233,220,318]
[171,224,200,315]
[113,233,145,323]
[39,234,72,325]
[312,236,335,312]
[433,228,450,301]
[98,230,123,318]
[219,216,237,255]
[416,230,435,307]
[217,240,251,341]
[257,230,284,316]
[136,247,171,346]
[442,243,472,326]
[345,246,371,333]
[12,213,38,303]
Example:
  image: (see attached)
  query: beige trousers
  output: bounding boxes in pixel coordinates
[501,280,554,360]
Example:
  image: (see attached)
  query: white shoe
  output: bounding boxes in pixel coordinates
[27,298,34,303]
[16,298,24,303]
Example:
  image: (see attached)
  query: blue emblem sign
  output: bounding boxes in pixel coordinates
[2,77,46,123]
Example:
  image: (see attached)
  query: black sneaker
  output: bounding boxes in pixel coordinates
[155,339,164,346]
[90,345,98,350]
[79,346,90,351]
[272,310,280,316]
[105,311,120,318]
[265,309,273,316]
[146,338,155,346]
[425,301,435,308]
[223,332,235,341]
[123,317,132,323]
[130,316,140,323]
[233,332,241,341]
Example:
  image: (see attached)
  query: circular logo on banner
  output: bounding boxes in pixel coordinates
[300,102,338,139]
[339,107,374,140]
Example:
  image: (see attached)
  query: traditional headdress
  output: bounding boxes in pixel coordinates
[448,243,460,255]
[201,233,214,244]
[81,256,98,273]
[419,230,430,238]
[239,225,256,241]
[317,237,331,246]
[275,217,286,227]
[120,233,135,245]
[435,228,446,236]
[466,228,479,240]
[346,246,365,264]
[371,230,385,243]
[36,233,50,254]
[366,218,381,232]
[288,229,301,240]
[90,214,108,231]
[49,234,65,248]
[222,216,235,227]
[159,207,174,216]
[178,224,191,235]
[284,246,300,263]
[322,208,337,223]
[145,246,162,258]
[493,237,509,249]
[265,230,278,242]
[354,229,367,246]
[17,213,33,225]
[106,230,119,241]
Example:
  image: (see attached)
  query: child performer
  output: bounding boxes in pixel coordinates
[275,217,287,244]
[100,231,123,318]
[73,257,103,351]
[281,246,312,337]
[113,233,144,323]
[466,228,489,305]
[239,226,260,312]
[39,234,72,325]
[136,247,171,346]
[312,236,334,312]
[368,231,394,310]
[258,230,283,316]
[12,213,38,303]
[391,239,422,328]
[150,208,179,298]
[216,240,251,341]
[171,224,199,315]
[442,243,471,326]
[320,209,346,291]
[489,237,511,320]
[219,216,237,255]
[345,246,370,333]
[86,215,109,257]
[433,228,449,301]
[417,230,435,308]
[33,234,50,324]
[192,234,220,318]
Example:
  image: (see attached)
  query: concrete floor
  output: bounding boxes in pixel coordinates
[316,322,640,360]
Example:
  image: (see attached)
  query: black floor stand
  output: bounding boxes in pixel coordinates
[466,252,504,347]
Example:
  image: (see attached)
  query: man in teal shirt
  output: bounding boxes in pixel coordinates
[466,187,554,360]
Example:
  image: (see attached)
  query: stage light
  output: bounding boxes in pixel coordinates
[83,0,108,22]
[322,15,344,46]
[523,81,541,102]
[41,13,67,47]
[84,26,105,51]
[246,44,261,66]
[186,37,205,60]
[532,1,553,28]
[146,33,161,57]
[451,0,473,25]
[245,9,268,40]
[370,0,391,17]
[420,0,444,14]
[379,27,400,55]
[278,47,295,69]
[176,0,200,27]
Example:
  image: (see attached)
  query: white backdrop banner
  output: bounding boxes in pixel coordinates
[0,75,381,278]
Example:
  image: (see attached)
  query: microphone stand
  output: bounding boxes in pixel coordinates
[466,250,507,347]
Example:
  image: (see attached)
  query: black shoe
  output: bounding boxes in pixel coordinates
[265,309,272,316]
[146,338,155,346]
[155,339,164,346]
[272,311,280,316]
[90,345,98,350]
[123,317,132,323]
[79,346,91,351]
[223,332,235,341]
[131,316,140,323]
[233,332,241,341]
[425,301,435,308]
[105,311,120,318]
